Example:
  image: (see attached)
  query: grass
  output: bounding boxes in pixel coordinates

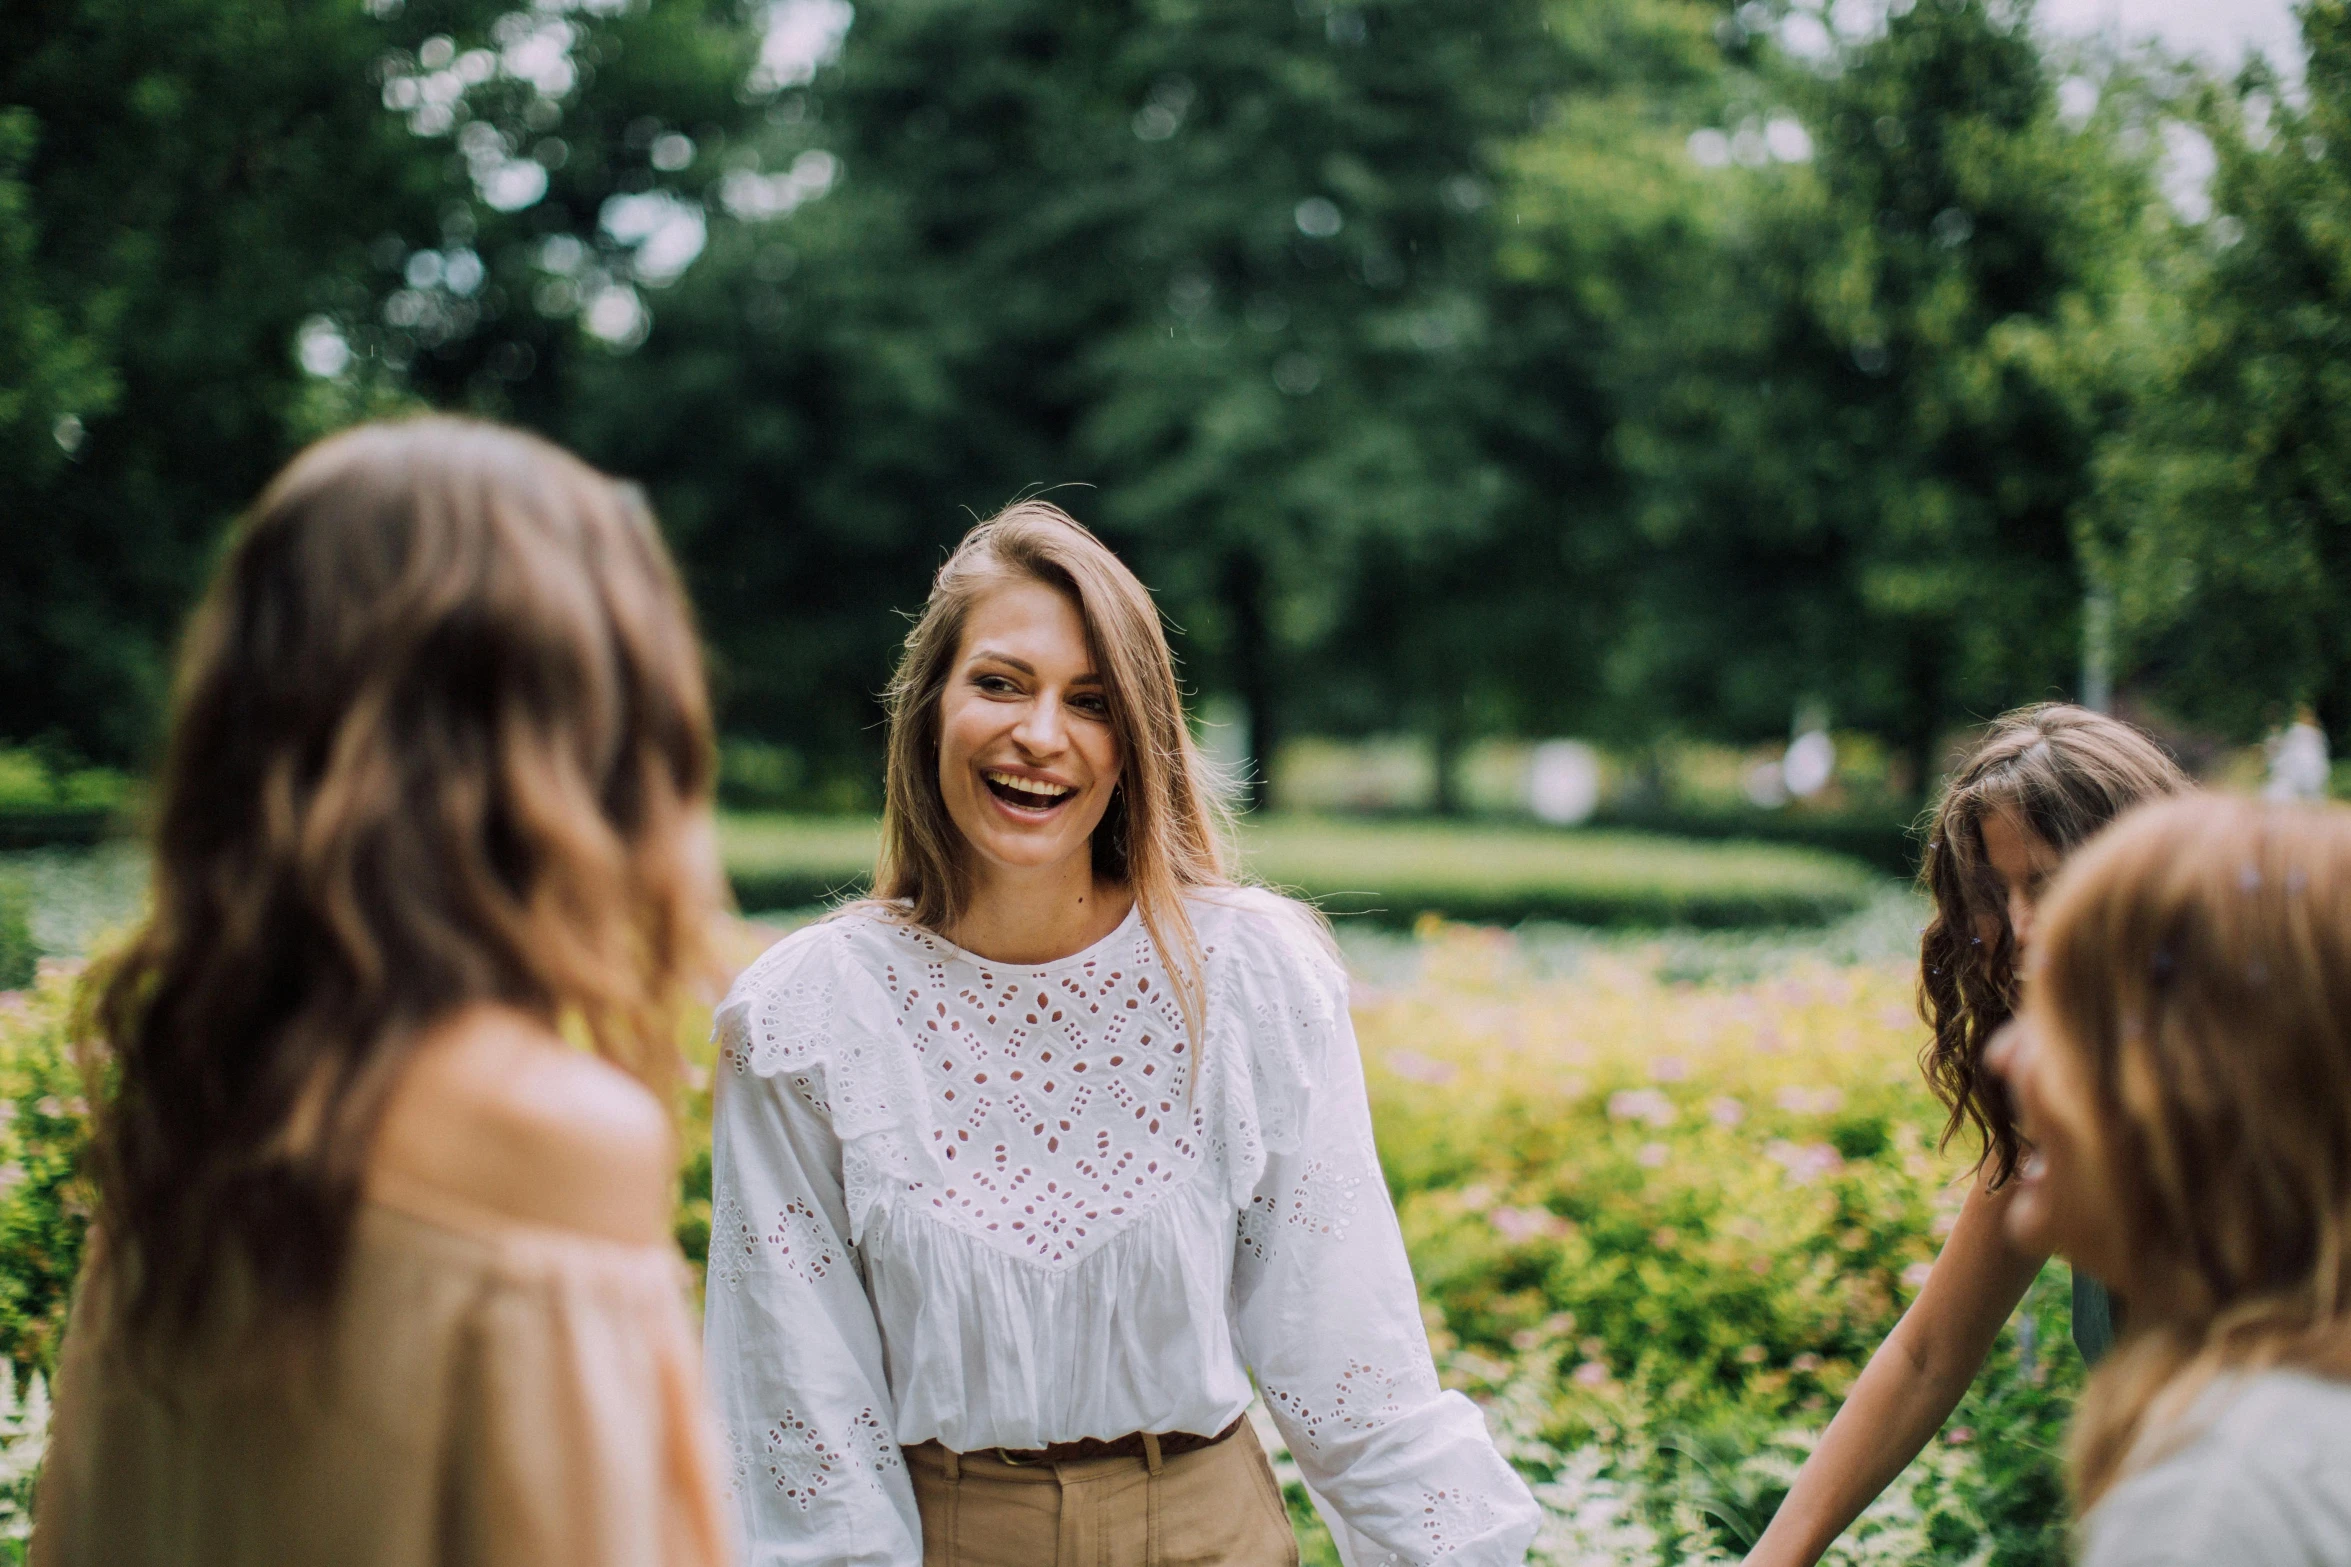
[719,813,1886,929]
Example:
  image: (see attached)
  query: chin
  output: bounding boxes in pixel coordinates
[2001,1187,2057,1257]
[950,789,1103,871]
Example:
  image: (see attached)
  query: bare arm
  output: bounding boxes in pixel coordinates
[1742,1171,2047,1567]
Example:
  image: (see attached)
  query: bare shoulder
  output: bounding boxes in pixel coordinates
[370,1007,675,1247]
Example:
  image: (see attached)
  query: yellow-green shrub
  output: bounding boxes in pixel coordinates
[1349,922,2077,1565]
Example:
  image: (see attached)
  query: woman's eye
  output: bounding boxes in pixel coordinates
[1071,694,1109,717]
[973,673,1018,695]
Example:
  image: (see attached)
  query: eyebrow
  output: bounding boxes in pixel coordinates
[967,649,1103,684]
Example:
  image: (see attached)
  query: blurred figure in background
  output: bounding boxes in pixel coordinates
[33,420,733,1567]
[1747,704,2190,1567]
[1997,796,2351,1566]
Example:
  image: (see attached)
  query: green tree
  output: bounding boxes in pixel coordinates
[2083,4,2351,742]
[1579,0,2161,788]
[557,0,1572,804]
[0,0,754,764]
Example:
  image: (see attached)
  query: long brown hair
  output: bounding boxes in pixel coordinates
[874,500,1232,1038]
[2029,797,2351,1508]
[1917,704,2189,1182]
[87,417,719,1350]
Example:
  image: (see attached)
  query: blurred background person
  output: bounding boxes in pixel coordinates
[1997,795,2351,1567]
[1746,705,2189,1567]
[32,419,733,1567]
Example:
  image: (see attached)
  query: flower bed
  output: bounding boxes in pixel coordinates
[0,916,2075,1564]
[1333,921,2077,1566]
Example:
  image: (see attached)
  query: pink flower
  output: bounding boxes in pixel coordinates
[1491,1206,1567,1244]
[1903,1261,1935,1290]
[1572,1360,1611,1388]
[1766,1140,1845,1185]
[1649,1056,1690,1083]
[1636,1142,1670,1169]
[1708,1096,1747,1128]
[1607,1088,1676,1127]
[1774,1085,1846,1115]
[1385,1050,1457,1086]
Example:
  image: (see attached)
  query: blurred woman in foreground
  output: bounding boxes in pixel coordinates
[34,419,732,1567]
[1997,796,2351,1565]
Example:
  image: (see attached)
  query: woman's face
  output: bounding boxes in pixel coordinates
[1979,804,2063,955]
[1990,1009,2133,1284]
[935,577,1123,881]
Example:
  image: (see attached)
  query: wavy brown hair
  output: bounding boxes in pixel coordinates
[2028,797,2351,1509]
[873,500,1232,1041]
[86,417,719,1351]
[1917,704,2189,1183]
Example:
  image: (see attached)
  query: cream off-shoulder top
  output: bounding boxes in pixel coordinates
[32,1010,733,1567]
[706,888,1540,1567]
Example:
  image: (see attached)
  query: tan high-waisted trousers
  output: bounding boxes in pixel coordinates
[904,1424,1300,1567]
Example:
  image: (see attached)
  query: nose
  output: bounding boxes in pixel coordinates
[2009,890,2036,955]
[1985,1019,2027,1084]
[1011,691,1070,756]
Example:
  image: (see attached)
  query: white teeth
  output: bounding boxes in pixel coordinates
[984,769,1075,801]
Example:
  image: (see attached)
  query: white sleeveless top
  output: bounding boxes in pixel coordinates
[703,887,1538,1566]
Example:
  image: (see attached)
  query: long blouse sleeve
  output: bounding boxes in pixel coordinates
[704,951,922,1567]
[1227,911,1540,1567]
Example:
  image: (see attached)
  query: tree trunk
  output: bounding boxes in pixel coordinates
[1224,551,1277,813]
[1431,708,1466,816]
[1900,633,1944,814]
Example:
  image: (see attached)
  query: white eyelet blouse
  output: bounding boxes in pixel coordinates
[704,886,1540,1567]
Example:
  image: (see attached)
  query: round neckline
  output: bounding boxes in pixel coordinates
[913,897,1144,974]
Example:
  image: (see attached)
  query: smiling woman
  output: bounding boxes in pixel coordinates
[702,502,1539,1567]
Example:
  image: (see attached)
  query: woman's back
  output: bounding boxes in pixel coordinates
[33,1011,729,1567]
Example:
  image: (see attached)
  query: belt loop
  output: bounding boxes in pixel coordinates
[944,1447,962,1483]
[1141,1431,1164,1476]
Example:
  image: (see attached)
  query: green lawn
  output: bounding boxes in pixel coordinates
[719,813,1884,929]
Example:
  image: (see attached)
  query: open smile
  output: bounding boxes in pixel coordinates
[982,768,1079,814]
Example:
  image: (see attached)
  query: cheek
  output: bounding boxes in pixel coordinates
[935,697,991,770]
[1087,728,1122,788]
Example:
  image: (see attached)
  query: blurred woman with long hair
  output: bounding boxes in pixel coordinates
[1996,796,2351,1564]
[705,502,1537,1565]
[1747,704,2190,1567]
[35,419,732,1567]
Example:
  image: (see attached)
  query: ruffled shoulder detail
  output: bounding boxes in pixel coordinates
[715,908,938,1238]
[1190,887,1351,1205]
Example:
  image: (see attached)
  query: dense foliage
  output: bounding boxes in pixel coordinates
[2083,5,2351,739]
[1356,920,2076,1563]
[6,0,2340,787]
[0,0,757,763]
[0,908,2080,1563]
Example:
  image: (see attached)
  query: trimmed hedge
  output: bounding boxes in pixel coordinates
[1591,803,1923,878]
[0,812,114,853]
[1241,817,1880,928]
[720,813,1885,929]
